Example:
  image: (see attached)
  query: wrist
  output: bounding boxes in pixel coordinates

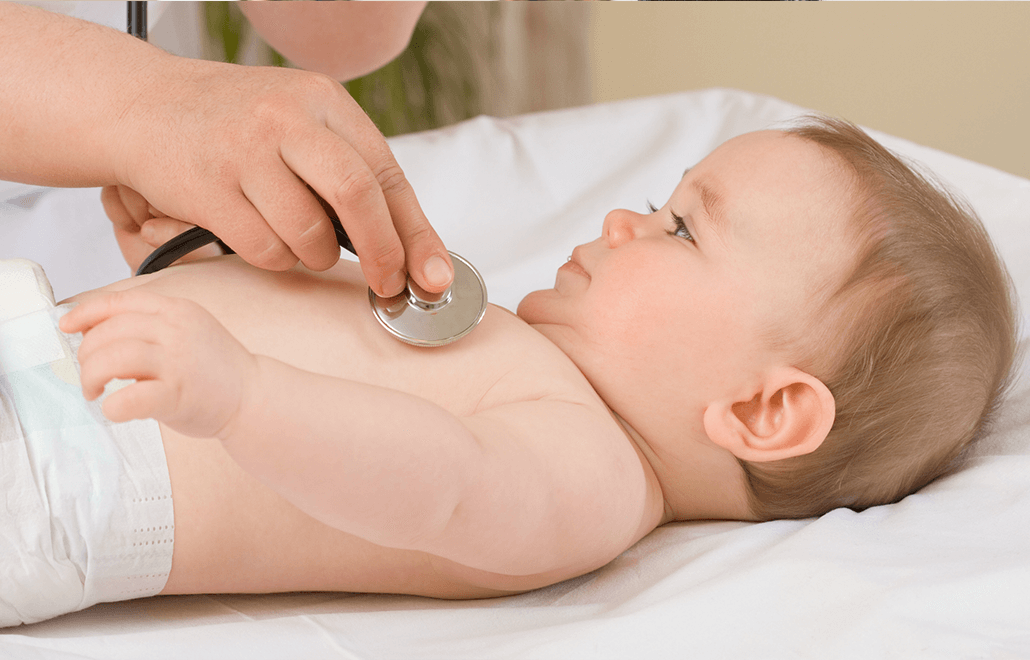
[214,352,265,447]
[106,48,189,189]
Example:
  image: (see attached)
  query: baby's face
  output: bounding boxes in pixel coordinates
[518,130,857,449]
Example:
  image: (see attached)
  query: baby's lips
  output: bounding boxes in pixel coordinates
[569,246,591,274]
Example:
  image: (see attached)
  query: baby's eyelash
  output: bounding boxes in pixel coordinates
[669,210,694,243]
[646,199,694,243]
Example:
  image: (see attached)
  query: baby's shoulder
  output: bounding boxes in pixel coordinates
[465,304,604,412]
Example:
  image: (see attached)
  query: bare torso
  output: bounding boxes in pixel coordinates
[68,257,657,599]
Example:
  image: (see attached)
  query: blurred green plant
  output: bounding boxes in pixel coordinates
[204,2,481,137]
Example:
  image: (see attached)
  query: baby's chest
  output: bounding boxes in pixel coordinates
[227,300,588,417]
[120,258,592,415]
[319,308,593,417]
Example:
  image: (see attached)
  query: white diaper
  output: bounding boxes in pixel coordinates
[0,259,173,628]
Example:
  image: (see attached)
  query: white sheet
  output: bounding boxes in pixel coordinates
[1,88,1028,659]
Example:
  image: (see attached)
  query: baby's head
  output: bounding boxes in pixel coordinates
[739,117,1019,519]
[518,117,1018,521]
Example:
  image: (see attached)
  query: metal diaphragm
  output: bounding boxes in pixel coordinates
[369,252,487,347]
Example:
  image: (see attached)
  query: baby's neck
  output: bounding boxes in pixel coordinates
[609,411,754,524]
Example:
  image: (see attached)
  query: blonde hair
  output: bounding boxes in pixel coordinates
[741,116,1020,520]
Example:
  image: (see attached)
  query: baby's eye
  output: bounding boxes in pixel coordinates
[646,200,694,243]
[668,211,694,243]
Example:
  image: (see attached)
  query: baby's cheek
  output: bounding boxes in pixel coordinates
[588,283,662,349]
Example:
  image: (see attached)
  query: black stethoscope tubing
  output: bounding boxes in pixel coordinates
[135,215,357,277]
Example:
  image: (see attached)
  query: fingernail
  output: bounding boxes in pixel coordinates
[383,270,407,297]
[423,256,452,288]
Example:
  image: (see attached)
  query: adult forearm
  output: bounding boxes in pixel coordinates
[0,2,167,187]
[218,355,480,552]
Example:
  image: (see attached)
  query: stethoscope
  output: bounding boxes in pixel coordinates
[125,2,487,348]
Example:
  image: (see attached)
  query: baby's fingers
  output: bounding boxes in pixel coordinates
[77,337,160,401]
[60,290,172,335]
[75,311,167,368]
[102,380,176,424]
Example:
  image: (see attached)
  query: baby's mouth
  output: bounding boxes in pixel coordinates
[560,249,590,279]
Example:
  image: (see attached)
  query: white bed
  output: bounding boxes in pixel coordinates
[1,89,1028,659]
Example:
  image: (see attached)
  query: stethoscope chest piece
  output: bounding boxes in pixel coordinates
[369,252,487,347]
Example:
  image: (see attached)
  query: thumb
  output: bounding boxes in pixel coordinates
[140,218,225,263]
[140,217,200,248]
[101,184,151,232]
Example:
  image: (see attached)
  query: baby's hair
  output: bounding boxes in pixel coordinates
[740,116,1020,520]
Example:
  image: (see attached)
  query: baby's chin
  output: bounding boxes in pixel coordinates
[515,288,551,324]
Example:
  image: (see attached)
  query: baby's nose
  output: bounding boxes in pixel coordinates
[602,208,643,248]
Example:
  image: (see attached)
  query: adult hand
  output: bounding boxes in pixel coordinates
[102,184,223,272]
[113,56,453,296]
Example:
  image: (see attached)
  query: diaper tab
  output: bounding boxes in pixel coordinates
[0,259,56,323]
[0,260,66,376]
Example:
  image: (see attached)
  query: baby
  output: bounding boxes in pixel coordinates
[0,117,1017,627]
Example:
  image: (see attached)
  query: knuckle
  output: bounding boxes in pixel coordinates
[366,239,406,273]
[248,240,298,271]
[329,169,381,210]
[298,71,344,100]
[400,221,434,248]
[98,290,126,312]
[289,220,338,268]
[247,73,337,133]
[294,215,335,246]
[245,106,284,144]
[373,162,411,199]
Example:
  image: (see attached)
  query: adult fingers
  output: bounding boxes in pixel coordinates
[140,218,227,263]
[239,162,340,272]
[192,188,298,272]
[324,100,452,293]
[140,217,195,247]
[282,127,407,296]
[101,184,149,233]
[379,177,453,293]
[137,218,224,264]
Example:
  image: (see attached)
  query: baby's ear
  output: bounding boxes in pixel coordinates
[703,367,835,463]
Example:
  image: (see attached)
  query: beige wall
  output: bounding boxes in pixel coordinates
[590,2,1030,181]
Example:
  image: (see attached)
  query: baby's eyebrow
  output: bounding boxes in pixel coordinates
[689,177,728,241]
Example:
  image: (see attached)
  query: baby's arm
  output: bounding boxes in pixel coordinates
[222,362,648,576]
[60,291,651,578]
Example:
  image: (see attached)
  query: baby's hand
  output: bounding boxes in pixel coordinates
[59,290,257,439]
[102,184,225,272]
